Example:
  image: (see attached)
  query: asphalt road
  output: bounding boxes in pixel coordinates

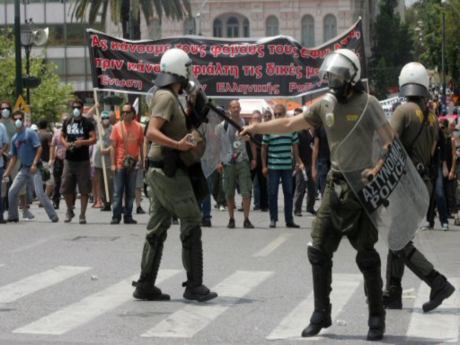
[0,197,458,345]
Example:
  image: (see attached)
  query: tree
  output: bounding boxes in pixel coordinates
[369,0,414,98]
[72,0,192,39]
[407,0,460,91]
[0,30,74,124]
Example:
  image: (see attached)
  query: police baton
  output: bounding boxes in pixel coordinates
[206,101,261,147]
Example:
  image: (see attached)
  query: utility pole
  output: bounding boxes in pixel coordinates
[441,10,446,109]
[14,0,23,98]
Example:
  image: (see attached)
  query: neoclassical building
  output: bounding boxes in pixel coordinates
[128,0,389,57]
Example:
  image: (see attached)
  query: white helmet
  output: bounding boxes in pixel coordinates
[155,48,193,88]
[398,62,430,98]
[319,48,361,85]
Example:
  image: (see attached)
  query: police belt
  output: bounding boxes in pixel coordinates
[329,170,346,182]
[148,159,164,169]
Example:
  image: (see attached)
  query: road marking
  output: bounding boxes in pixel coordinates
[9,238,51,254]
[267,274,362,340]
[142,270,273,338]
[13,269,180,335]
[253,234,291,257]
[406,277,459,343]
[0,266,90,304]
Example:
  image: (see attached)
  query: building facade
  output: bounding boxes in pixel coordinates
[2,0,404,93]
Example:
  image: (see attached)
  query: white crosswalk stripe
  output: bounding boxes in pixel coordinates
[253,234,291,257]
[267,273,362,340]
[141,270,273,338]
[13,269,181,335]
[0,265,91,304]
[406,277,459,343]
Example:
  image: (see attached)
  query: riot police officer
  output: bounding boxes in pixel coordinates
[241,49,386,341]
[383,62,455,311]
[132,48,217,302]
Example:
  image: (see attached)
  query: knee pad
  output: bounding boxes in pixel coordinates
[147,231,167,247]
[356,249,381,272]
[181,226,202,248]
[308,246,332,267]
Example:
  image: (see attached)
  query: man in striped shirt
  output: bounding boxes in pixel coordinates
[262,104,302,228]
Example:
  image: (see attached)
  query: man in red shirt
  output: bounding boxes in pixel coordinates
[110,103,144,224]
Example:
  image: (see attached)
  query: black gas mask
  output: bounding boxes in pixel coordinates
[327,73,352,103]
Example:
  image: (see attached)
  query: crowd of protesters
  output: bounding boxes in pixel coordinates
[0,96,459,231]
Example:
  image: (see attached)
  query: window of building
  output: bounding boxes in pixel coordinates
[301,15,315,47]
[323,14,337,42]
[226,16,239,38]
[265,15,279,36]
[183,17,196,35]
[243,18,249,37]
[213,18,222,37]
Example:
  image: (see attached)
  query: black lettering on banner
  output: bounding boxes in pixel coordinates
[358,140,407,213]
[86,18,365,97]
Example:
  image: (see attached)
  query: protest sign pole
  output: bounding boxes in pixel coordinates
[93,89,111,204]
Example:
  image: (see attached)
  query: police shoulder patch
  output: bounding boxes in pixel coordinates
[346,114,359,122]
[415,109,424,123]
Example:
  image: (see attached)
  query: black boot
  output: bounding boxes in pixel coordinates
[382,285,402,309]
[400,244,455,312]
[383,250,404,309]
[422,272,455,312]
[356,250,385,341]
[301,246,332,337]
[133,232,170,301]
[132,279,170,301]
[181,227,217,302]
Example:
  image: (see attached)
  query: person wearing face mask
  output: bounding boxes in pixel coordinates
[109,103,144,225]
[1,101,32,219]
[49,114,67,209]
[0,111,9,223]
[60,99,97,224]
[1,101,16,140]
[241,49,387,341]
[2,111,58,223]
[93,111,113,212]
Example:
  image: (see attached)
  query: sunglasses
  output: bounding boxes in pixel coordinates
[72,106,82,109]
[122,110,133,114]
[274,112,283,116]
[1,107,11,110]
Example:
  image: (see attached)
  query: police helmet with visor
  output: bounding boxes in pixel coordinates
[398,62,430,98]
[154,48,193,89]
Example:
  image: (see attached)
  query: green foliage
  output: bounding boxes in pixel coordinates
[72,0,191,39]
[369,0,414,98]
[407,0,460,88]
[28,62,74,124]
[0,30,74,124]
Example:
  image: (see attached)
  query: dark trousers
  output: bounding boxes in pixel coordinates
[317,159,331,196]
[294,168,315,213]
[268,169,294,224]
[211,170,226,207]
[112,168,137,220]
[444,177,456,214]
[52,158,64,206]
[427,166,448,225]
[254,165,268,210]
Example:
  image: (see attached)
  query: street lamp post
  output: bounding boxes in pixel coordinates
[20,19,34,105]
[441,9,446,111]
[14,0,23,98]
